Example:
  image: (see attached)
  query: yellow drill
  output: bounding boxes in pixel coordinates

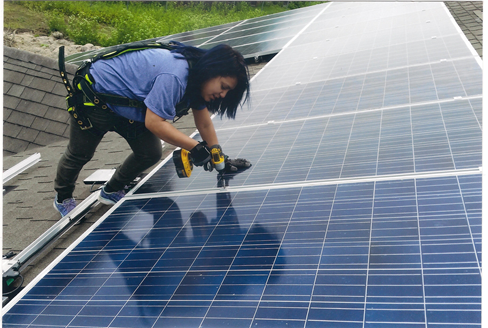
[173,144,225,178]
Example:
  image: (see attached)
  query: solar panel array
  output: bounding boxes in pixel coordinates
[3,2,482,328]
[65,3,325,66]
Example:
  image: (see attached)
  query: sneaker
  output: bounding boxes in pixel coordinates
[53,195,77,217]
[99,186,126,205]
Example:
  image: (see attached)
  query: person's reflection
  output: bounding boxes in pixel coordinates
[188,189,284,301]
[91,197,185,326]
[97,180,282,326]
[189,210,213,242]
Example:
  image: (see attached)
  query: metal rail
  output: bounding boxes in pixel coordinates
[2,191,101,305]
[3,153,41,184]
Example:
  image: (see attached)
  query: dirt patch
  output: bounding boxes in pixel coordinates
[4,30,102,60]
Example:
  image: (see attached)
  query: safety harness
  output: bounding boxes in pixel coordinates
[58,40,194,130]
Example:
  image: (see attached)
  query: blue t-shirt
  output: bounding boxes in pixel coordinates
[90,48,192,122]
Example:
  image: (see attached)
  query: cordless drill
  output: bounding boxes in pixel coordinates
[173,143,225,178]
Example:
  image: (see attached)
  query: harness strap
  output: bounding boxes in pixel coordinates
[59,42,195,127]
[58,46,93,130]
[76,62,192,121]
[58,46,73,96]
[76,67,147,110]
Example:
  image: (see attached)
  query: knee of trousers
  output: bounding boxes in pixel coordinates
[136,147,163,167]
[63,146,96,167]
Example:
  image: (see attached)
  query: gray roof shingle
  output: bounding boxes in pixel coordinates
[3,46,78,156]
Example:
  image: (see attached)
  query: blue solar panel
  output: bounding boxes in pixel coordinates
[3,175,480,327]
[3,2,482,327]
[134,98,481,193]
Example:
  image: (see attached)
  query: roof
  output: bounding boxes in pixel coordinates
[3,47,74,157]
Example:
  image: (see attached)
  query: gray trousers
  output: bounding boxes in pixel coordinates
[54,106,162,199]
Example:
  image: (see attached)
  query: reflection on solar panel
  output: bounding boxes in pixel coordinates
[3,2,482,328]
[3,176,482,327]
[65,3,326,65]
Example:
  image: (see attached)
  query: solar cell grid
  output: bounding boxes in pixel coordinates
[135,96,481,194]
[156,21,241,44]
[3,174,480,327]
[214,57,481,133]
[201,13,315,46]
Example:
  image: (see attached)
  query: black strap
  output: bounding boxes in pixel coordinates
[77,73,146,109]
[92,40,175,61]
[58,46,93,130]
[58,46,74,96]
[76,63,192,121]
[61,42,193,123]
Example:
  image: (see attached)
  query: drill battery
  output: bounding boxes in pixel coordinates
[173,149,193,178]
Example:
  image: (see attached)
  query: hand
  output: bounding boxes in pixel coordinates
[189,142,211,166]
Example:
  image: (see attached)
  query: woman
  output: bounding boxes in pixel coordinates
[54,42,251,217]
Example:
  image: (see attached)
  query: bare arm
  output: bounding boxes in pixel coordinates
[145,108,198,151]
[192,108,219,147]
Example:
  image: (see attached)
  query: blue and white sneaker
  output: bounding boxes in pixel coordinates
[53,195,77,217]
[99,186,126,205]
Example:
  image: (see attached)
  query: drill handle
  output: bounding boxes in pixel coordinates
[210,145,225,172]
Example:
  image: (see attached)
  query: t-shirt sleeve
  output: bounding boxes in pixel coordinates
[144,73,185,120]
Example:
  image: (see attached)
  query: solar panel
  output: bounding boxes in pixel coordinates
[2,175,480,327]
[133,98,481,193]
[3,2,482,327]
[65,4,326,65]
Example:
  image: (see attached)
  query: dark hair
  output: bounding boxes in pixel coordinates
[170,41,250,119]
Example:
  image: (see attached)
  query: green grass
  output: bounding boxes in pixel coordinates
[4,2,50,34]
[6,1,324,47]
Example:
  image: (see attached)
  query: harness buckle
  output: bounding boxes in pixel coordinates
[128,99,140,108]
[79,120,93,130]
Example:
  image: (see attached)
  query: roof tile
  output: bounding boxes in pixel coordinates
[63,127,70,138]
[39,66,58,75]
[17,60,37,70]
[41,93,65,109]
[18,99,49,117]
[3,136,29,154]
[12,49,39,63]
[3,122,22,138]
[8,111,35,127]
[44,120,68,136]
[4,108,13,121]
[20,74,34,86]
[29,77,56,93]
[44,107,70,123]
[31,117,51,132]
[30,54,59,71]
[4,69,25,84]
[30,70,53,80]
[3,95,21,110]
[17,127,40,143]
[20,88,45,103]
[34,131,67,146]
[4,81,13,93]
[4,62,28,74]
[7,84,25,97]
[52,83,68,97]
